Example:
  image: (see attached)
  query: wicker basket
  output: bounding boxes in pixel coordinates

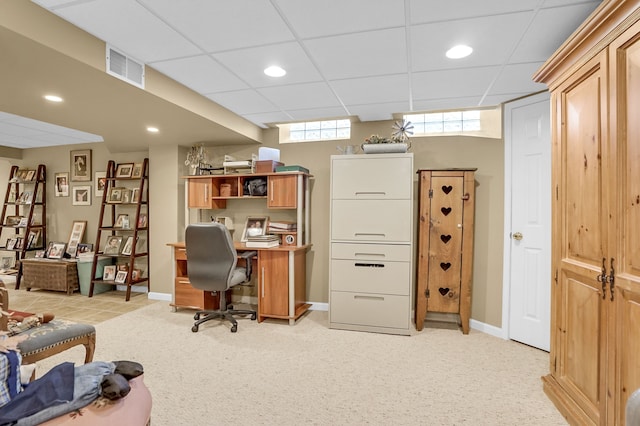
[21,259,79,295]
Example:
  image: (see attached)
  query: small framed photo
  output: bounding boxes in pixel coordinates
[17,217,29,227]
[47,242,66,259]
[14,238,23,250]
[103,265,117,281]
[137,213,148,228]
[34,250,46,258]
[5,238,16,250]
[25,170,35,181]
[26,230,41,249]
[103,236,123,255]
[7,188,16,203]
[95,171,107,197]
[5,216,22,226]
[131,188,140,204]
[115,163,134,178]
[1,257,13,269]
[77,243,93,254]
[71,149,92,182]
[131,163,143,179]
[66,220,86,257]
[131,269,142,280]
[114,214,129,228]
[55,172,69,197]
[121,188,132,204]
[107,187,126,203]
[114,270,128,284]
[19,191,33,204]
[241,216,269,242]
[72,186,91,206]
[121,236,135,255]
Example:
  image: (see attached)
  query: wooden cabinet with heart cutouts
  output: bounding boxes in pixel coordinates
[415,169,476,333]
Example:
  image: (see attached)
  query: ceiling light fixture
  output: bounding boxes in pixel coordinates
[44,95,63,102]
[446,45,473,59]
[264,65,286,77]
[146,126,159,133]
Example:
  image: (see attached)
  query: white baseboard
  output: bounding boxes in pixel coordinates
[148,292,171,302]
[469,319,503,339]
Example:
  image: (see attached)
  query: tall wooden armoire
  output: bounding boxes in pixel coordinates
[533,1,640,424]
[415,169,476,334]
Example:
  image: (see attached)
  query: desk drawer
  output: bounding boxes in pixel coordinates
[331,200,411,242]
[331,156,413,199]
[330,291,410,330]
[331,242,410,262]
[175,277,215,310]
[330,259,410,295]
[174,247,187,261]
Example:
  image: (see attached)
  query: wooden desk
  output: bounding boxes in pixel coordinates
[167,242,311,325]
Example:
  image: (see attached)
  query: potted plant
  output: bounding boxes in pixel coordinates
[361,120,413,154]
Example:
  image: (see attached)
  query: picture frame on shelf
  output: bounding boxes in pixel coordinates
[131,269,142,280]
[25,170,35,181]
[72,186,91,206]
[55,172,69,197]
[34,250,46,259]
[5,216,22,226]
[14,238,23,250]
[66,220,86,258]
[130,188,140,204]
[103,236,123,255]
[114,270,128,284]
[70,149,92,182]
[137,213,148,228]
[5,238,16,250]
[240,216,269,242]
[7,188,16,203]
[19,191,33,204]
[77,243,93,254]
[47,242,66,259]
[103,265,117,281]
[26,229,41,249]
[115,163,134,178]
[131,163,143,179]
[95,171,107,197]
[17,217,29,227]
[121,188,132,204]
[114,214,129,228]
[121,236,135,255]
[107,187,125,203]
[1,257,13,269]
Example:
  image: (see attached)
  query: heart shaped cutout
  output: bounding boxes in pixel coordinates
[441,207,452,216]
[440,234,451,244]
[438,287,450,296]
[440,262,451,271]
[442,185,453,194]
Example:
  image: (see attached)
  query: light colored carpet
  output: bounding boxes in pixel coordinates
[34,303,567,425]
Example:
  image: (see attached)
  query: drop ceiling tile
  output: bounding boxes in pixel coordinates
[489,63,547,95]
[285,107,351,122]
[243,112,294,128]
[331,74,409,105]
[138,0,294,52]
[151,55,248,94]
[412,97,485,113]
[41,0,201,62]
[483,93,534,106]
[257,82,342,110]
[212,42,322,88]
[510,2,602,63]
[347,101,410,122]
[303,28,407,80]
[275,0,405,39]
[409,0,540,24]
[412,66,500,100]
[411,13,532,71]
[206,90,278,115]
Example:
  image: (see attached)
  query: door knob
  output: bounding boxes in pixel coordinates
[512,232,523,240]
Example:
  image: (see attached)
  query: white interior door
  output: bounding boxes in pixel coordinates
[503,92,551,351]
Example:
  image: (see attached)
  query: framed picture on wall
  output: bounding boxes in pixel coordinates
[54,172,69,197]
[70,149,92,182]
[95,171,107,197]
[72,186,91,206]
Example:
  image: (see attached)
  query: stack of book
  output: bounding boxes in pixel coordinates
[268,220,297,233]
[245,234,280,248]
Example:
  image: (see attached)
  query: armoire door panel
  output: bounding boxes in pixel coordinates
[614,286,640,426]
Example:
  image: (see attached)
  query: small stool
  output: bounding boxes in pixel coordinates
[16,320,96,365]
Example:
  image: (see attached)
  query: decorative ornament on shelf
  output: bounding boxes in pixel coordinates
[185,144,208,175]
[362,120,413,154]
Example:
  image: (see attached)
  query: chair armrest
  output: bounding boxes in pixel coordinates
[238,251,257,281]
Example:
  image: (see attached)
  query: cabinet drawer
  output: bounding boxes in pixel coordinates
[331,200,411,242]
[330,291,410,330]
[330,259,410,295]
[331,156,412,199]
[174,247,187,260]
[331,242,410,262]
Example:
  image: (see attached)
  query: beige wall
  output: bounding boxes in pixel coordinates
[0,121,505,328]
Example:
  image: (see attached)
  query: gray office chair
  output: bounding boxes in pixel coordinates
[185,222,257,333]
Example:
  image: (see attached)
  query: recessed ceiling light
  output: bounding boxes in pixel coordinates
[446,45,473,59]
[146,127,159,133]
[44,95,63,102]
[264,65,286,77]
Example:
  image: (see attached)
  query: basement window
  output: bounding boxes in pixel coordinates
[278,119,351,143]
[404,107,501,139]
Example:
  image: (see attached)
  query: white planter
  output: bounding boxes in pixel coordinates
[361,143,409,154]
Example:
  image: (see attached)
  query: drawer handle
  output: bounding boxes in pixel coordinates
[354,295,384,301]
[354,233,386,237]
[178,279,190,284]
[354,252,385,257]
[354,191,386,196]
[354,263,385,268]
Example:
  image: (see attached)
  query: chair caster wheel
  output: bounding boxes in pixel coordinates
[230,325,237,333]
[194,313,200,320]
[191,325,199,332]
[251,313,257,320]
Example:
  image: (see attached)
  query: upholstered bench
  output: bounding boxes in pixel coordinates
[16,320,96,365]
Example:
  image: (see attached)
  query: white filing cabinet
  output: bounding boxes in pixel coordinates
[329,153,414,335]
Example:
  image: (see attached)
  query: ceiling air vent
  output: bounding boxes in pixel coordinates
[106,45,145,89]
